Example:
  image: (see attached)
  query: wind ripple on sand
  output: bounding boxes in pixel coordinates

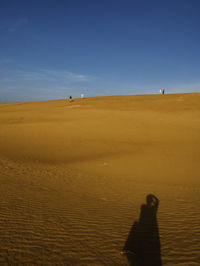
[0,158,200,265]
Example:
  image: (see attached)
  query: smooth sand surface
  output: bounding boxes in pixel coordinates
[0,93,200,265]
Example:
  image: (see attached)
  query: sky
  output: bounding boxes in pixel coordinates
[1,0,200,102]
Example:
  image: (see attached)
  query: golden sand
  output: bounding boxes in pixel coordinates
[0,93,200,264]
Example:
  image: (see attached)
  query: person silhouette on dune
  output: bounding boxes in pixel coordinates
[123,194,162,266]
[139,194,159,225]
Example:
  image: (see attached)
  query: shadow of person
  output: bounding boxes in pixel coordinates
[122,194,162,266]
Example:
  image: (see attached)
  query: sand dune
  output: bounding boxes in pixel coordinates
[0,93,200,265]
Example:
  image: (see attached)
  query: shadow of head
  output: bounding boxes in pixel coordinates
[146,194,156,205]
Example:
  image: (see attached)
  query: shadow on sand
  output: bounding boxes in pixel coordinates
[122,194,162,266]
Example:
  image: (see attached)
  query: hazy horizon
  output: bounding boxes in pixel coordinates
[1,91,200,104]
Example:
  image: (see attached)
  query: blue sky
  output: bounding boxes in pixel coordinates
[1,0,200,102]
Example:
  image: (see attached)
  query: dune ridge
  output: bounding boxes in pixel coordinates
[0,93,200,265]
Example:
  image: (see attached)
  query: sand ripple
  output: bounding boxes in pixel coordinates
[0,159,199,265]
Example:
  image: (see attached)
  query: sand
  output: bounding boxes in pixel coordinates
[0,93,200,265]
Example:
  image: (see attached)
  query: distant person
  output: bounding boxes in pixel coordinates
[69,96,72,102]
[81,93,84,99]
[160,88,165,95]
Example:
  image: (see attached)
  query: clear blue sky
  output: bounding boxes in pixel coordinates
[1,0,200,102]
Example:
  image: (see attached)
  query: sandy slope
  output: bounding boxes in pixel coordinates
[0,93,200,265]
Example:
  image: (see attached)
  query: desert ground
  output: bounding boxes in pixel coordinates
[0,93,200,265]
